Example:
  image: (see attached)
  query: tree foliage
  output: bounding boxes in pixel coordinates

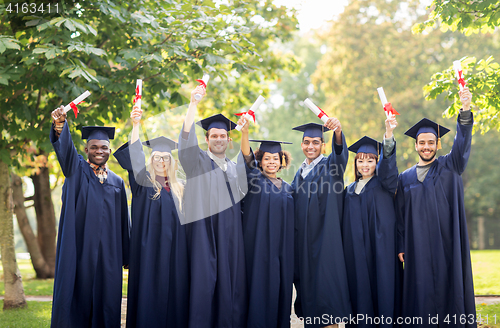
[0,0,299,165]
[412,0,500,133]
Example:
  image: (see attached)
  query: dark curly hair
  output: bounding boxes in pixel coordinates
[254,149,292,172]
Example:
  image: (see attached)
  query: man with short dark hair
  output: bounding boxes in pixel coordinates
[292,120,352,328]
[50,106,130,328]
[396,87,475,327]
[178,86,248,328]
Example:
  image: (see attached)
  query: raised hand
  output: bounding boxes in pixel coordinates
[131,104,143,125]
[385,115,398,139]
[51,105,67,123]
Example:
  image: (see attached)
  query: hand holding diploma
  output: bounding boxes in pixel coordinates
[235,95,265,131]
[384,114,398,139]
[191,85,206,104]
[63,90,91,118]
[377,87,399,129]
[51,105,67,123]
[194,74,210,101]
[236,117,250,134]
[459,86,472,111]
[131,104,143,125]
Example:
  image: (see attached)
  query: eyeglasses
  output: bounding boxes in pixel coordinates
[153,155,171,162]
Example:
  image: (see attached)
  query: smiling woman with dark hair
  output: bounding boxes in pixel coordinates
[238,117,294,328]
[342,115,402,328]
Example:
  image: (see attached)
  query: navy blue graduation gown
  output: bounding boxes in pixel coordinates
[113,140,189,328]
[342,144,403,327]
[396,117,475,327]
[242,152,294,328]
[291,133,352,328]
[50,122,130,328]
[178,125,248,328]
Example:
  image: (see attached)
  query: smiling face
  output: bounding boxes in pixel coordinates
[355,153,377,180]
[301,137,323,163]
[85,139,111,166]
[151,151,171,177]
[260,152,281,177]
[205,128,229,157]
[415,132,438,164]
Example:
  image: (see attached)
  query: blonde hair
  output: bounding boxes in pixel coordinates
[146,152,184,211]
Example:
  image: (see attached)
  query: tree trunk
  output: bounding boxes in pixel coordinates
[11,173,52,279]
[477,216,485,250]
[31,154,56,276]
[0,160,27,309]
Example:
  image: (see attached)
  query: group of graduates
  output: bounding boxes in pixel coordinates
[49,83,476,328]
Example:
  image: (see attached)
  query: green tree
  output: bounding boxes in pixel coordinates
[0,0,298,304]
[413,0,500,133]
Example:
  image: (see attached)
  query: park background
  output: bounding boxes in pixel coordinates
[1,0,500,326]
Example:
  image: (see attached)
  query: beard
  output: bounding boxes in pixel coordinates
[418,150,436,163]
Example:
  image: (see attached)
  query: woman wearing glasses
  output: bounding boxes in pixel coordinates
[114,105,189,328]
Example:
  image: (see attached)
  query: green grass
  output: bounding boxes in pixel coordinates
[476,303,500,328]
[471,250,500,295]
[0,301,51,328]
[0,259,128,297]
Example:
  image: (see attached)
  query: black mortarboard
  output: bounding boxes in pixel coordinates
[81,126,115,141]
[142,136,178,153]
[404,118,450,149]
[196,114,237,131]
[292,123,331,139]
[404,118,450,139]
[348,136,381,155]
[249,139,292,154]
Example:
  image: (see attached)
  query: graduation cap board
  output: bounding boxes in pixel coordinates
[404,118,450,150]
[292,123,331,139]
[142,136,178,153]
[249,139,292,154]
[249,139,292,167]
[196,114,237,132]
[348,136,381,156]
[81,126,115,141]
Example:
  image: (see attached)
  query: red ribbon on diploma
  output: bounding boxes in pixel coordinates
[317,106,328,119]
[457,70,466,88]
[384,103,400,116]
[69,101,85,118]
[196,79,207,88]
[235,109,256,122]
[133,86,142,104]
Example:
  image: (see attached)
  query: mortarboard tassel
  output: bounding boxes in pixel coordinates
[282,153,286,167]
[437,125,442,150]
[229,137,234,149]
[322,143,327,154]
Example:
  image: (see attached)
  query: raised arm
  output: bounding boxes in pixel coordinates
[183,85,206,134]
[50,105,79,177]
[442,87,473,175]
[324,117,348,167]
[378,115,398,194]
[238,117,251,156]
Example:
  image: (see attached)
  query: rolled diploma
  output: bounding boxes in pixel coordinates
[194,74,210,100]
[453,60,464,91]
[135,79,142,110]
[63,90,91,114]
[304,98,337,132]
[377,87,396,128]
[235,95,265,131]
